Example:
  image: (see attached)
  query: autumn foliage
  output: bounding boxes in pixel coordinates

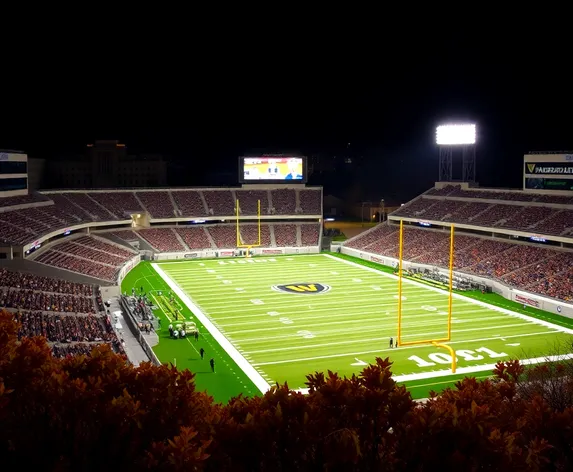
[2,309,573,471]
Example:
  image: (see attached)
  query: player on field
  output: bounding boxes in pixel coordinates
[389,337,394,349]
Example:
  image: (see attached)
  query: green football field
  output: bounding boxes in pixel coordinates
[124,253,573,401]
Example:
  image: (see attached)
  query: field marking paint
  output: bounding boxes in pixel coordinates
[151,263,270,394]
[229,313,533,337]
[207,300,477,319]
[250,330,553,367]
[293,354,573,394]
[186,337,201,356]
[231,316,521,345]
[323,254,573,335]
[242,322,536,354]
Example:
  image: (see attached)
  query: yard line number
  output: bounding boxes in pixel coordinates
[408,347,508,368]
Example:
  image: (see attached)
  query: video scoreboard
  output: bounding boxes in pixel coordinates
[239,155,307,184]
[523,153,573,192]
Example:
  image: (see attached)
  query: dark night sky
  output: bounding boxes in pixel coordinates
[2,17,571,204]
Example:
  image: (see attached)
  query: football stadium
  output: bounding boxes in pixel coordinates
[2,145,573,406]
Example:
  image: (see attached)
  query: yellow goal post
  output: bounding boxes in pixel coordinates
[235,199,262,258]
[396,219,457,373]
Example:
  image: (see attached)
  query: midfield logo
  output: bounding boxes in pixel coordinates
[272,283,331,294]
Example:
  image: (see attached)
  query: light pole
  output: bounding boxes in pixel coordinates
[380,199,385,222]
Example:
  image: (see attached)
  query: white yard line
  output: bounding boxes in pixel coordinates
[221,312,509,329]
[323,254,573,335]
[242,322,539,354]
[231,318,534,345]
[152,263,271,394]
[251,330,554,366]
[185,293,445,312]
[210,305,485,322]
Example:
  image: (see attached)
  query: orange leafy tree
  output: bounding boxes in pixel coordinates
[0,310,212,471]
[3,308,573,470]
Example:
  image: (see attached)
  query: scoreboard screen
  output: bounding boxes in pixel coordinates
[239,156,307,184]
[523,153,573,194]
[525,178,573,191]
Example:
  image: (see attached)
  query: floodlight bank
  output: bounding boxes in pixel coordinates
[436,124,476,145]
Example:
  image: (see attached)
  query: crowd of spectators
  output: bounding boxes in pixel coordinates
[1,289,97,313]
[1,268,123,357]
[35,250,120,281]
[425,184,573,204]
[14,311,115,343]
[110,223,320,253]
[345,222,573,302]
[28,223,320,282]
[51,342,124,358]
[33,236,137,282]
[0,188,322,245]
[137,228,186,252]
[393,196,573,235]
[0,268,103,310]
[0,268,97,297]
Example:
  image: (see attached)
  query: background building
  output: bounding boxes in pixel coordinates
[27,158,46,190]
[49,140,166,188]
[0,150,28,198]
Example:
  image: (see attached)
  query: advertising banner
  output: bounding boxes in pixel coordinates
[262,249,283,255]
[514,293,540,308]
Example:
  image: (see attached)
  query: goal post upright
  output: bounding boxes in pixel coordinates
[257,199,261,246]
[235,199,241,247]
[395,220,456,372]
[235,199,262,257]
[397,220,404,345]
[447,224,455,341]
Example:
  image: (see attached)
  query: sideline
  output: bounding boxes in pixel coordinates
[151,263,271,394]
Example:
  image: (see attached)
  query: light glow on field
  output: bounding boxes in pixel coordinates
[152,254,573,393]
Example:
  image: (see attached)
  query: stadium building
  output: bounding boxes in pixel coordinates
[2,145,573,400]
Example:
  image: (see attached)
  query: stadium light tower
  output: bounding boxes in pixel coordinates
[436,123,477,182]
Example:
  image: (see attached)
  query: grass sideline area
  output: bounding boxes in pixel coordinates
[121,263,258,403]
[121,253,573,402]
